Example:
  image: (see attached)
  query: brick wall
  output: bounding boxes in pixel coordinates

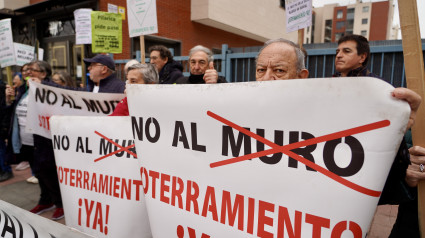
[369,1,389,41]
[99,0,263,59]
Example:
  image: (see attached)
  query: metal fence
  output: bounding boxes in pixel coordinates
[115,40,425,88]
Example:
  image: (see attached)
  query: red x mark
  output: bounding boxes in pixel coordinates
[94,131,137,162]
[207,111,391,197]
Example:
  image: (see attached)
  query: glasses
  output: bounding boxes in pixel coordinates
[89,63,105,68]
[25,68,43,72]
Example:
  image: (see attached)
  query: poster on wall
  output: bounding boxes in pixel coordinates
[126,77,409,237]
[127,0,158,37]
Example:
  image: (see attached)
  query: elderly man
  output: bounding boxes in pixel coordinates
[83,54,125,93]
[148,45,183,84]
[176,45,226,84]
[110,63,158,116]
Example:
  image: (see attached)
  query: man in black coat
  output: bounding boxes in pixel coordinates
[84,54,125,93]
[149,45,183,84]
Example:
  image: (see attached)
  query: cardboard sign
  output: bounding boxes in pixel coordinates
[26,81,125,138]
[126,77,409,237]
[0,18,16,67]
[14,43,44,66]
[0,200,92,237]
[74,8,93,45]
[285,0,312,33]
[127,0,158,37]
[50,116,152,238]
[91,11,122,53]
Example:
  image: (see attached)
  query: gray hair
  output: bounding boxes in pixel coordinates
[124,59,140,74]
[189,45,214,63]
[127,63,159,84]
[256,38,306,72]
[30,60,52,78]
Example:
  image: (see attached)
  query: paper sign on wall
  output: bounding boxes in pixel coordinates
[74,8,93,45]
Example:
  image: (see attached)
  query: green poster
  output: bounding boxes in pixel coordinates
[91,11,122,53]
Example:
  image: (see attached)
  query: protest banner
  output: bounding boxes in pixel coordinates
[91,11,122,53]
[0,200,92,238]
[26,81,125,138]
[126,77,409,237]
[127,0,158,37]
[285,0,312,33]
[14,43,44,66]
[0,18,16,68]
[50,116,152,238]
[74,8,93,45]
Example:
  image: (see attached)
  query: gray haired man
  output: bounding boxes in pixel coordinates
[176,45,227,84]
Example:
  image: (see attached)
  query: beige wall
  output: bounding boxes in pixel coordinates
[0,0,29,10]
[352,2,371,38]
[191,0,298,43]
[312,4,337,43]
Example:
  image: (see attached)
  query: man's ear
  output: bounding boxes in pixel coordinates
[359,53,367,65]
[298,69,309,79]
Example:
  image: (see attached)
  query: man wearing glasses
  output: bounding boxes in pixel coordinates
[83,54,125,93]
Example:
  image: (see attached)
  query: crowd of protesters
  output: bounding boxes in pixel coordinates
[0,35,424,236]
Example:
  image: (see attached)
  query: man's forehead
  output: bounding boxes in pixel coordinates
[337,40,357,50]
[190,51,208,61]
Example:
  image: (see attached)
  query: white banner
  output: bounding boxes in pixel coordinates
[26,81,125,138]
[14,42,44,66]
[0,18,16,67]
[0,200,93,238]
[126,77,409,237]
[50,116,152,238]
[74,8,93,45]
[285,0,312,33]
[127,0,158,37]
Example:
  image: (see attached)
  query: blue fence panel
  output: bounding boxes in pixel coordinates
[114,42,425,88]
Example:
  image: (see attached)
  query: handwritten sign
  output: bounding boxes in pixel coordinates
[91,11,122,53]
[285,0,312,33]
[127,0,158,37]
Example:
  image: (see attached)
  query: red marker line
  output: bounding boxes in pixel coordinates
[207,111,389,197]
[94,131,137,162]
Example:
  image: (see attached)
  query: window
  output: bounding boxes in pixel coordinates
[361,30,367,36]
[336,10,343,19]
[347,8,355,19]
[280,0,285,9]
[363,6,369,12]
[362,18,368,24]
[325,20,332,42]
[346,19,354,31]
[335,33,344,41]
[336,21,345,30]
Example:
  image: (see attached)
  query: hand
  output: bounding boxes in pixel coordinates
[203,62,219,84]
[405,146,425,187]
[5,85,15,105]
[392,87,421,130]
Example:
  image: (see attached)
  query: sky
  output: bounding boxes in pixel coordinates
[311,0,425,39]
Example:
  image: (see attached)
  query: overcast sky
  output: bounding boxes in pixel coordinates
[312,0,425,39]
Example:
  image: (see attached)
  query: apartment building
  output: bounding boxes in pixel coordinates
[306,0,396,44]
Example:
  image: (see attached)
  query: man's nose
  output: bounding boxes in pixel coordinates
[263,68,275,81]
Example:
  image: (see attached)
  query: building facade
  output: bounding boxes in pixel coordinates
[0,0,298,82]
[308,0,396,44]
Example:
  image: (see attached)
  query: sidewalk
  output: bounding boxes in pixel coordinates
[0,164,65,225]
[0,164,397,236]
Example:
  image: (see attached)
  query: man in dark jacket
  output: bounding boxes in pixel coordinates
[84,54,125,93]
[333,34,420,237]
[176,45,226,84]
[149,45,183,84]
